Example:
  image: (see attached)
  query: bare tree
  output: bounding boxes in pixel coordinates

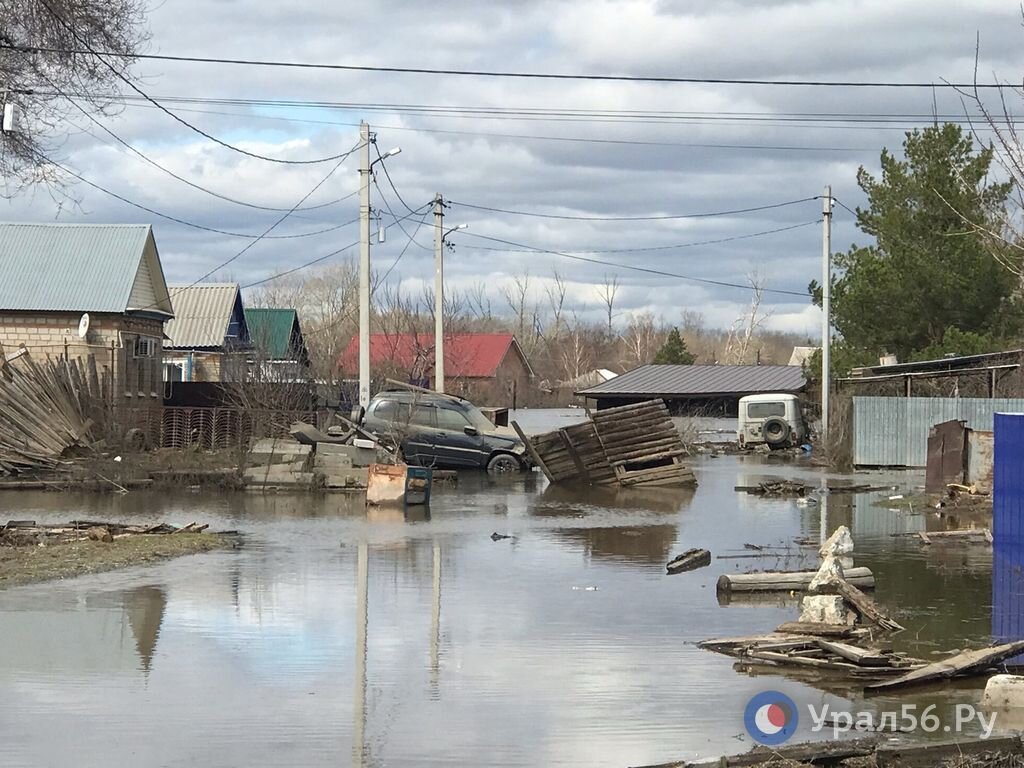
[0,0,149,195]
[723,272,773,365]
[543,270,568,341]
[622,311,660,367]
[501,272,540,353]
[559,313,590,382]
[596,274,620,334]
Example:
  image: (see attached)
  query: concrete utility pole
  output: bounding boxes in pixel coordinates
[433,193,445,392]
[358,122,372,408]
[820,185,833,444]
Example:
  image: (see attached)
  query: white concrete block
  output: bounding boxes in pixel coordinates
[983,674,1024,709]
[809,554,845,593]
[799,595,850,625]
[820,525,855,557]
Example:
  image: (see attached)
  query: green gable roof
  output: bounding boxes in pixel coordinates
[244,308,307,362]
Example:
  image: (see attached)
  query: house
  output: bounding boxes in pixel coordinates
[0,222,173,400]
[243,307,310,381]
[788,346,819,367]
[577,363,806,415]
[338,332,534,405]
[163,283,250,382]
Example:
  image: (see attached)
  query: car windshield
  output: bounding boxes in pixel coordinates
[462,404,495,432]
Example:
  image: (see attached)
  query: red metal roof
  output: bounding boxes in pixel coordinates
[338,333,526,379]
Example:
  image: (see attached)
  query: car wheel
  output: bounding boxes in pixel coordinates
[762,417,791,447]
[486,453,521,474]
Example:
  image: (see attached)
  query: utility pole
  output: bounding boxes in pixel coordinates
[820,185,833,444]
[358,122,372,409]
[433,193,445,393]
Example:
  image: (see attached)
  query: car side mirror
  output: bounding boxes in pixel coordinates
[464,425,479,436]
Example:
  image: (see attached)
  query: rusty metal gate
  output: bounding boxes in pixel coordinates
[121,407,322,450]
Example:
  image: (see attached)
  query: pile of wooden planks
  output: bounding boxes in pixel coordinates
[0,350,101,473]
[699,632,923,679]
[591,401,695,486]
[513,399,695,488]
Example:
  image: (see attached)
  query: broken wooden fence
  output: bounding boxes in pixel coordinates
[514,399,695,488]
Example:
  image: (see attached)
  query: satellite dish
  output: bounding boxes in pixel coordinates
[77,313,90,339]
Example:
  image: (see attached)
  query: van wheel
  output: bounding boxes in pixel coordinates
[763,417,791,447]
[486,453,521,473]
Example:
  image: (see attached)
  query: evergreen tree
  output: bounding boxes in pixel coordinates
[653,328,695,365]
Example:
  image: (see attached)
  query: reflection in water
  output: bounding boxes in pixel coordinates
[532,484,694,564]
[353,542,368,768]
[0,456,1004,766]
[123,585,167,674]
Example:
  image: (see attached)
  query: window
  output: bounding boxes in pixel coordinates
[747,401,786,419]
[410,405,437,428]
[436,407,471,431]
[373,399,399,420]
[133,336,159,358]
[163,362,184,382]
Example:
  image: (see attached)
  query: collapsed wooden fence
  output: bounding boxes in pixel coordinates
[514,399,696,488]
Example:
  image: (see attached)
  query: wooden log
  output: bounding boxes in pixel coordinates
[867,641,1024,692]
[717,566,875,593]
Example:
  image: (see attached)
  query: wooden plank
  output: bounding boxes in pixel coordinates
[816,578,903,631]
[867,641,1024,692]
[559,428,591,482]
[816,639,890,666]
[512,421,558,483]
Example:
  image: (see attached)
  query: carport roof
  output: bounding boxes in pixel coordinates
[576,364,806,398]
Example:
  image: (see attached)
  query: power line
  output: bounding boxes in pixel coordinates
[449,197,819,222]
[153,151,357,310]
[31,70,358,214]
[241,202,434,289]
[38,153,358,239]
[52,98,877,152]
[379,210,432,284]
[29,3,368,165]
[460,231,814,297]
[468,219,821,255]
[374,146,420,215]
[4,43,1012,89]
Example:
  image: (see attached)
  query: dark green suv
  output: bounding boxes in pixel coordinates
[360,390,529,472]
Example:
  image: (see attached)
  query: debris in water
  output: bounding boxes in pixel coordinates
[666,548,712,574]
[490,532,512,541]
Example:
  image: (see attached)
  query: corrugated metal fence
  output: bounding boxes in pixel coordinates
[853,396,1024,467]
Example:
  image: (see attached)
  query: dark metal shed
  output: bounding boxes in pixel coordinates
[576,364,806,414]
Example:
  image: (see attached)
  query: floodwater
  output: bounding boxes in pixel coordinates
[0,423,1010,767]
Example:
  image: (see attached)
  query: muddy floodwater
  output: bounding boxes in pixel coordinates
[0,434,1007,766]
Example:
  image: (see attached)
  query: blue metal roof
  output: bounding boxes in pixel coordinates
[0,223,163,313]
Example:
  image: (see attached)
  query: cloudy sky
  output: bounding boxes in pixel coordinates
[4,0,1022,335]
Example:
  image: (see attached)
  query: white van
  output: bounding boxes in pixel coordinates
[737,394,807,449]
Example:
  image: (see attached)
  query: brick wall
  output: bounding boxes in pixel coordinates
[0,310,165,400]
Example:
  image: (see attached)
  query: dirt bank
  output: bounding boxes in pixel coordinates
[0,533,238,590]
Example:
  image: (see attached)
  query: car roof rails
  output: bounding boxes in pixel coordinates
[381,378,469,404]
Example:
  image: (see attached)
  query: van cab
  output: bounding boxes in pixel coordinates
[737,393,807,449]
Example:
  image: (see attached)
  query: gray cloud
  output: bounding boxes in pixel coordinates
[2,0,1020,333]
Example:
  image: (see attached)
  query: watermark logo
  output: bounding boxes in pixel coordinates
[744,691,799,745]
